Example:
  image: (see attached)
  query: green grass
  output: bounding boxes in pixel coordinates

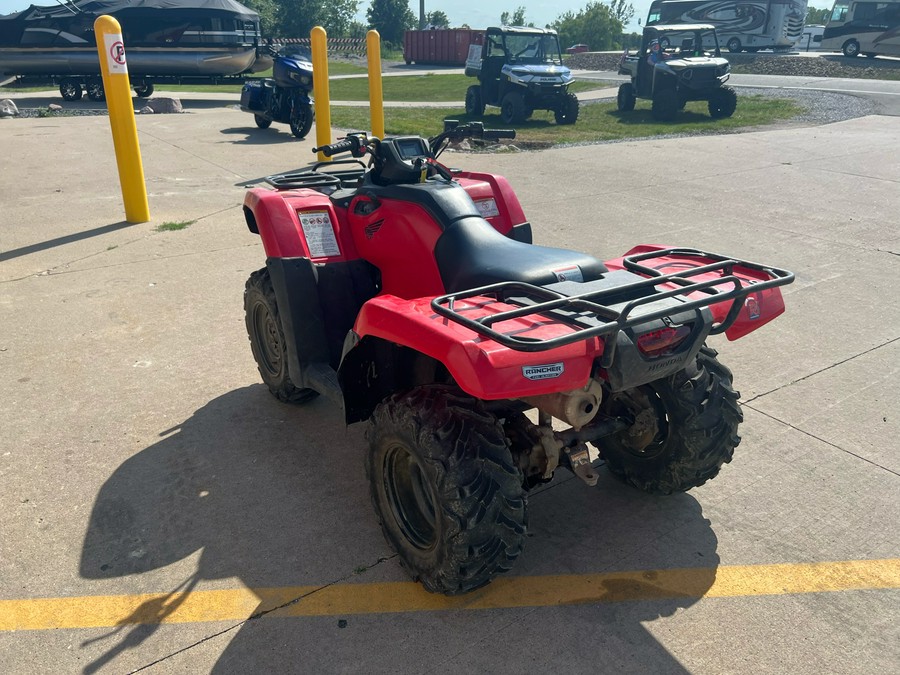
[330,95,803,145]
[327,74,608,101]
[155,220,195,232]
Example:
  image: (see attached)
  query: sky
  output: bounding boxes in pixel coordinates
[0,1,652,32]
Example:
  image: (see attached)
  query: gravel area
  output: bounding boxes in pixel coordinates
[737,86,875,124]
[8,108,108,119]
[568,50,900,79]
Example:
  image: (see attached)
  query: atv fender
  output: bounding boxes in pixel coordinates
[604,244,787,341]
[244,188,360,261]
[345,294,602,404]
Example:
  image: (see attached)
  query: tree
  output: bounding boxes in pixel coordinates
[608,0,635,27]
[367,0,416,44]
[500,7,531,27]
[275,0,360,38]
[425,10,450,28]
[241,0,278,36]
[321,0,360,36]
[550,1,624,51]
[806,6,831,23]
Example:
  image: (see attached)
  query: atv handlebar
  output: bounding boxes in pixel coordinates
[313,132,369,158]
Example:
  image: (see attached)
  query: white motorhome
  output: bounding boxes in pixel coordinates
[820,0,900,57]
[647,0,808,52]
[795,24,826,50]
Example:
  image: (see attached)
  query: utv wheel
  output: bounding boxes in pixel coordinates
[651,88,679,121]
[727,38,742,53]
[254,114,272,129]
[500,91,526,125]
[598,346,743,495]
[59,79,83,101]
[554,92,579,125]
[289,104,314,139]
[366,385,527,595]
[842,40,860,57]
[465,85,485,116]
[86,79,105,101]
[244,268,318,404]
[133,83,154,98]
[708,86,737,118]
[617,82,635,112]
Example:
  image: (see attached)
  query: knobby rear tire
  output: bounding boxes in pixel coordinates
[599,346,743,495]
[366,385,527,595]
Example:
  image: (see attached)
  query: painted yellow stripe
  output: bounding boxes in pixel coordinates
[2,559,898,632]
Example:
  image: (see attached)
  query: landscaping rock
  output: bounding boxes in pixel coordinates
[145,97,183,114]
[0,98,19,117]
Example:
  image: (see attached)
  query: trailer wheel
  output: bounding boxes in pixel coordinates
[59,79,83,102]
[290,104,313,139]
[366,385,527,595]
[727,38,742,53]
[708,86,737,118]
[554,92,579,125]
[254,114,272,129]
[133,83,154,98]
[465,85,484,116]
[86,79,105,102]
[244,268,319,404]
[598,346,742,495]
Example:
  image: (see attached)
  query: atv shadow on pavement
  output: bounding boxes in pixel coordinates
[78,386,719,673]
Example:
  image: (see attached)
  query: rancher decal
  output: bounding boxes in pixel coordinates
[523,363,565,380]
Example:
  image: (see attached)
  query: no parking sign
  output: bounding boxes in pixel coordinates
[103,32,128,75]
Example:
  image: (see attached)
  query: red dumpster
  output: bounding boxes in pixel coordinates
[403,29,484,66]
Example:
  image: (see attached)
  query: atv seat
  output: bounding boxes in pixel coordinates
[434,216,608,293]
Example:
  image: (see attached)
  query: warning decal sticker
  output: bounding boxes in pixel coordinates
[298,211,341,258]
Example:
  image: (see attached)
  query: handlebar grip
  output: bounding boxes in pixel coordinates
[484,129,516,141]
[313,138,354,157]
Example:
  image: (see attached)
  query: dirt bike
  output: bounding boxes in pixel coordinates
[240,120,794,594]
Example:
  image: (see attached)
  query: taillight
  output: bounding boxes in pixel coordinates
[637,325,691,357]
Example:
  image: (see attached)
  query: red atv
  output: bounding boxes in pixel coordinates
[241,121,793,594]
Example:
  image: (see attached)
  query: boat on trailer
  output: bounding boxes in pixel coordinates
[0,0,269,100]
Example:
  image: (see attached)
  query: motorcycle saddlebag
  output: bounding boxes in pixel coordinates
[240,81,266,112]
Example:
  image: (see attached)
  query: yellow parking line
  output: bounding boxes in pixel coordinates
[2,559,898,632]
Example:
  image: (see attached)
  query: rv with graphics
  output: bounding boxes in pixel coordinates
[646,0,808,52]
[820,0,900,57]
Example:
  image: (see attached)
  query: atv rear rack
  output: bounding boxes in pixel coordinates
[431,248,793,354]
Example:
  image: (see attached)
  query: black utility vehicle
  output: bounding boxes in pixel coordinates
[464,26,579,125]
[617,24,736,122]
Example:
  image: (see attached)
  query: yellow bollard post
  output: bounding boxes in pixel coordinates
[310,26,332,163]
[366,30,384,139]
[94,15,149,223]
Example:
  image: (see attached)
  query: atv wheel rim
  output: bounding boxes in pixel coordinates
[608,387,668,459]
[383,443,437,550]
[252,303,282,377]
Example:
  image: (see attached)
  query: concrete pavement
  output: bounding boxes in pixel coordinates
[1,104,898,674]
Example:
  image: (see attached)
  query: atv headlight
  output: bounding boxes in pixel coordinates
[716,64,730,77]
[681,68,693,81]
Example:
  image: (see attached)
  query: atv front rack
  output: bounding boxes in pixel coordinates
[265,160,367,191]
[430,248,794,354]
